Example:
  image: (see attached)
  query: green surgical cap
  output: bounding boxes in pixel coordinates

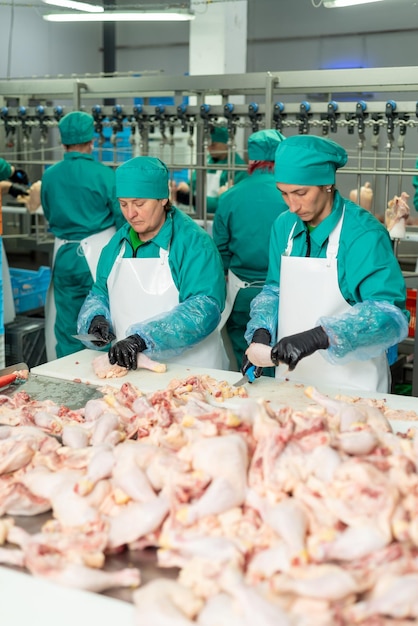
[210,126,229,144]
[116,156,169,199]
[274,135,348,186]
[248,129,286,161]
[59,111,95,145]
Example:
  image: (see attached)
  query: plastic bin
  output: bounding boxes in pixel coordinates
[406,288,417,338]
[5,316,47,368]
[10,266,51,314]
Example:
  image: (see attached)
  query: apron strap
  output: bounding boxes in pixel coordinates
[326,206,345,261]
[285,206,346,260]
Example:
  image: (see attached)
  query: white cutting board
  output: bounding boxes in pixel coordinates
[0,567,133,626]
[32,349,418,433]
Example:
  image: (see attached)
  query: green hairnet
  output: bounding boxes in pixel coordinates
[58,111,95,145]
[116,156,169,199]
[274,135,348,186]
[248,129,286,161]
[210,126,229,144]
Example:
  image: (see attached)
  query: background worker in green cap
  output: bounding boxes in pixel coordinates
[41,110,125,361]
[212,129,288,372]
[242,134,408,393]
[77,155,228,370]
[172,125,248,215]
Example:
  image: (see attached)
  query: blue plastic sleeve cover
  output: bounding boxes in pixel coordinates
[319,300,409,363]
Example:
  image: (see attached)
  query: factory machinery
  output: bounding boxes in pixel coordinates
[1,66,418,389]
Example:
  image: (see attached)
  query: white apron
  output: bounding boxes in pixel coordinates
[45,226,116,362]
[107,244,228,369]
[219,270,264,329]
[206,170,222,198]
[276,210,389,393]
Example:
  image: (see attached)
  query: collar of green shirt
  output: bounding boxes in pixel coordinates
[292,191,344,248]
[127,206,174,252]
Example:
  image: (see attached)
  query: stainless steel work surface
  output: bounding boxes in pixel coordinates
[1,372,104,408]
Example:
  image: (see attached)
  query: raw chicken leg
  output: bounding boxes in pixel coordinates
[133,578,202,626]
[92,352,166,379]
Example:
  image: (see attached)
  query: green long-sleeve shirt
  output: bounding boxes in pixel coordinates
[41,151,124,239]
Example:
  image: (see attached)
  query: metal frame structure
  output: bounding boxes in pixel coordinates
[1,66,418,393]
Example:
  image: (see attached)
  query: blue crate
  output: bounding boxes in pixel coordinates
[10,266,51,313]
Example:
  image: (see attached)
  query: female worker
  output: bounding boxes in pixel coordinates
[213,128,288,372]
[77,156,227,369]
[41,111,125,360]
[243,135,408,393]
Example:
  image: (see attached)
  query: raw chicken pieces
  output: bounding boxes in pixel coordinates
[385,191,410,239]
[92,352,167,379]
[245,342,274,367]
[2,374,418,625]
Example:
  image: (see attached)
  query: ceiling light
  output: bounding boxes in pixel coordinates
[324,0,383,7]
[42,0,104,12]
[43,10,195,21]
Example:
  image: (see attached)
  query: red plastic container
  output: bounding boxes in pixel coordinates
[406,288,417,338]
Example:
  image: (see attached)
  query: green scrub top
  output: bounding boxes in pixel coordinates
[266,190,407,313]
[413,157,418,212]
[213,168,288,283]
[0,158,12,181]
[191,152,248,214]
[41,152,124,239]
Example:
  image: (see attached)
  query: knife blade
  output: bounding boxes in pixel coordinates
[233,365,256,387]
[72,333,102,342]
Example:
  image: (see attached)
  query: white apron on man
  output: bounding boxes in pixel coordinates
[276,210,389,393]
[206,170,222,198]
[108,244,228,369]
[45,226,116,361]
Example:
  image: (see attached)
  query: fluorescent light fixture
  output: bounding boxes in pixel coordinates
[43,10,195,21]
[324,0,383,7]
[42,0,104,12]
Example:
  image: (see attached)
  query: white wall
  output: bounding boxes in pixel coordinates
[1,0,418,78]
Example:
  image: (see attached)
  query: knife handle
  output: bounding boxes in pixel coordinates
[0,372,18,388]
[246,365,256,383]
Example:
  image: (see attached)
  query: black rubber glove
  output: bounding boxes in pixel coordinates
[8,183,29,198]
[240,328,271,379]
[9,168,29,186]
[108,334,147,370]
[271,326,329,371]
[88,315,116,347]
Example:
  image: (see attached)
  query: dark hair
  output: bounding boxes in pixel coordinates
[248,161,275,175]
[164,198,173,212]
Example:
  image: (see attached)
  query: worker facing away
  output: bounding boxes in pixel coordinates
[77,156,228,370]
[212,128,288,372]
[0,157,30,199]
[243,134,409,393]
[172,126,248,214]
[41,111,125,360]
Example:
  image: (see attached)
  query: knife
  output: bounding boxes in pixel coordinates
[72,333,108,343]
[0,362,29,389]
[233,365,256,387]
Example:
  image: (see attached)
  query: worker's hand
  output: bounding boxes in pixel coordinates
[218,183,231,196]
[108,334,147,370]
[88,315,116,347]
[240,328,271,380]
[9,168,29,186]
[177,182,190,193]
[271,326,329,370]
[8,183,29,198]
